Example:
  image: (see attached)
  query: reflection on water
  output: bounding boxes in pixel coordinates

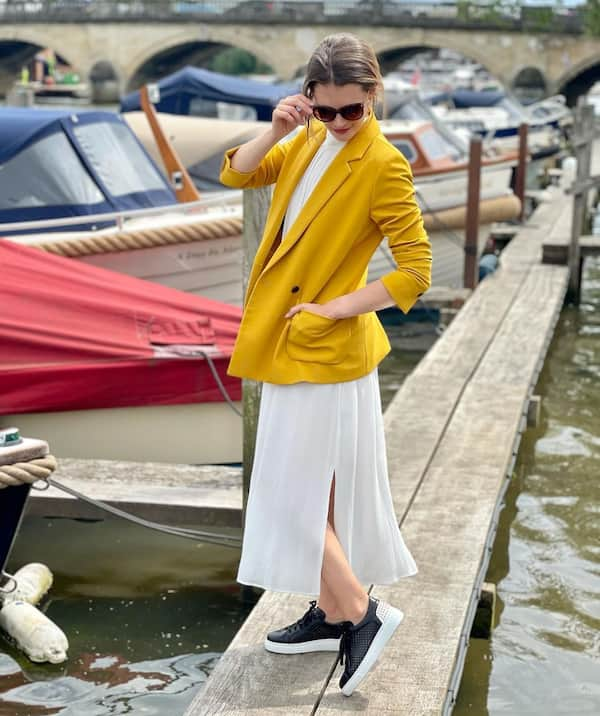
[0,320,434,715]
[0,518,257,715]
[455,257,600,715]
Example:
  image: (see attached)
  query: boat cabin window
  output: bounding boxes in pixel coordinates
[73,121,168,197]
[391,140,418,164]
[0,132,104,209]
[418,128,459,161]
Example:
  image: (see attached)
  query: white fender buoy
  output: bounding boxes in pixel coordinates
[2,563,53,606]
[0,601,68,664]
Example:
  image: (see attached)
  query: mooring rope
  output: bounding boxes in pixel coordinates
[34,216,243,258]
[0,454,241,548]
[0,456,57,489]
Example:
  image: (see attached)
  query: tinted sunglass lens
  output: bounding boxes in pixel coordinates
[313,106,336,122]
[340,103,364,121]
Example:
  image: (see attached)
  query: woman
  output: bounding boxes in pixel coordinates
[220,33,432,696]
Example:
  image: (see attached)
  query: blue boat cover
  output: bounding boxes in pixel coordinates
[120,66,300,121]
[0,107,176,227]
[426,90,505,109]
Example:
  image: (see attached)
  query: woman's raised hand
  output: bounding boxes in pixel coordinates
[272,94,313,140]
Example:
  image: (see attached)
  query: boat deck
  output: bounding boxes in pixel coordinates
[184,188,571,715]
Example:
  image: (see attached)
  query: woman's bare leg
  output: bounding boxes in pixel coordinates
[318,474,369,625]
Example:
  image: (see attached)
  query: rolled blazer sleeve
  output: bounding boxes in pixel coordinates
[220,138,293,189]
[370,151,432,313]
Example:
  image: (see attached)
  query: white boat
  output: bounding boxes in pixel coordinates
[427,91,567,159]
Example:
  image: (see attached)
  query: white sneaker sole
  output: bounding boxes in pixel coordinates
[340,603,404,696]
[264,637,341,654]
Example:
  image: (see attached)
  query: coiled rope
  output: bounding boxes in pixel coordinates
[0,456,57,489]
[34,217,242,258]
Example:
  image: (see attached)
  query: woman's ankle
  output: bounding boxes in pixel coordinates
[345,593,369,625]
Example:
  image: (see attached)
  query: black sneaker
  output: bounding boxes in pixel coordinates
[264,600,346,654]
[338,596,404,696]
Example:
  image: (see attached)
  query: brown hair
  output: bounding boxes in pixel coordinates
[302,33,382,99]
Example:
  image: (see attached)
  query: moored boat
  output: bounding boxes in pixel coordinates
[0,240,242,465]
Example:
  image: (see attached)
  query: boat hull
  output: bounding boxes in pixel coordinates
[4,402,242,465]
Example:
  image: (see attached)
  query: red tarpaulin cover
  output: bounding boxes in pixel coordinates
[0,239,242,414]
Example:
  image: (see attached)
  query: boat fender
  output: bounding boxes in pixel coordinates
[479,253,499,280]
[1,563,53,606]
[0,601,68,664]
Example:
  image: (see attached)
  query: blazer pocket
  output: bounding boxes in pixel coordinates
[286,310,355,365]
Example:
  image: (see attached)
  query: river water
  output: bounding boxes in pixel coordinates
[1,261,598,713]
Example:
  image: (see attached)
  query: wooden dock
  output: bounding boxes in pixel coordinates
[184,187,572,715]
[27,459,242,528]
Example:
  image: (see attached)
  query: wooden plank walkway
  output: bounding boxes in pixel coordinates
[185,189,570,716]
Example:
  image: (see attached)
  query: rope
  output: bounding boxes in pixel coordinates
[198,351,242,418]
[45,476,241,549]
[34,217,242,258]
[0,456,57,489]
[0,453,241,548]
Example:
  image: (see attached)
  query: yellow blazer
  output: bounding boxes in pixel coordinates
[220,113,432,384]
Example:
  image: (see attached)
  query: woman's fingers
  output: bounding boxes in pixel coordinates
[278,95,313,123]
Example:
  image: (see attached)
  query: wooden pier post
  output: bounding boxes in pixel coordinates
[241,188,270,519]
[568,103,595,303]
[515,123,529,222]
[464,136,482,290]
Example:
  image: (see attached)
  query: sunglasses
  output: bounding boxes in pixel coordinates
[312,102,365,123]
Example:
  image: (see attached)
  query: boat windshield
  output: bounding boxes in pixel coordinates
[419,127,463,162]
[498,96,527,121]
[0,131,105,210]
[73,121,168,197]
[391,96,468,160]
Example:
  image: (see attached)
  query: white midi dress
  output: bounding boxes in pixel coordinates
[236,130,418,596]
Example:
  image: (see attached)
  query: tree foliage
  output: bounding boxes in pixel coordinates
[584,0,600,36]
[210,48,271,76]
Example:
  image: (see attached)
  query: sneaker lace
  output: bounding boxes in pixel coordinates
[286,599,319,634]
[338,626,352,667]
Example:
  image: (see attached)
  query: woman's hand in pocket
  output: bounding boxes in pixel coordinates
[285,300,346,320]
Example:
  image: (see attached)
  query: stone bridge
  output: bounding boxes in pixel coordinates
[1,6,599,102]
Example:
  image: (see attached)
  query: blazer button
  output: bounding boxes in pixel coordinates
[291,286,300,293]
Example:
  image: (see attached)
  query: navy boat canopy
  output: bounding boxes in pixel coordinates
[120,66,300,121]
[0,107,176,227]
[426,90,506,109]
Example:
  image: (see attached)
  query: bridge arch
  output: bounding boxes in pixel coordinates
[0,36,75,95]
[557,54,600,105]
[124,30,278,91]
[510,65,548,102]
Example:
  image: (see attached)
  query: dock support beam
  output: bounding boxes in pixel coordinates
[464,136,482,290]
[471,582,497,639]
[241,187,270,519]
[527,395,541,428]
[568,104,595,304]
[515,123,528,223]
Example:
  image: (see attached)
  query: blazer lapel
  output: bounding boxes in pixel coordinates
[263,114,382,273]
[244,128,326,302]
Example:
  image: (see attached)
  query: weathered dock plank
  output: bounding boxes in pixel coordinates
[27,458,242,527]
[185,191,571,716]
